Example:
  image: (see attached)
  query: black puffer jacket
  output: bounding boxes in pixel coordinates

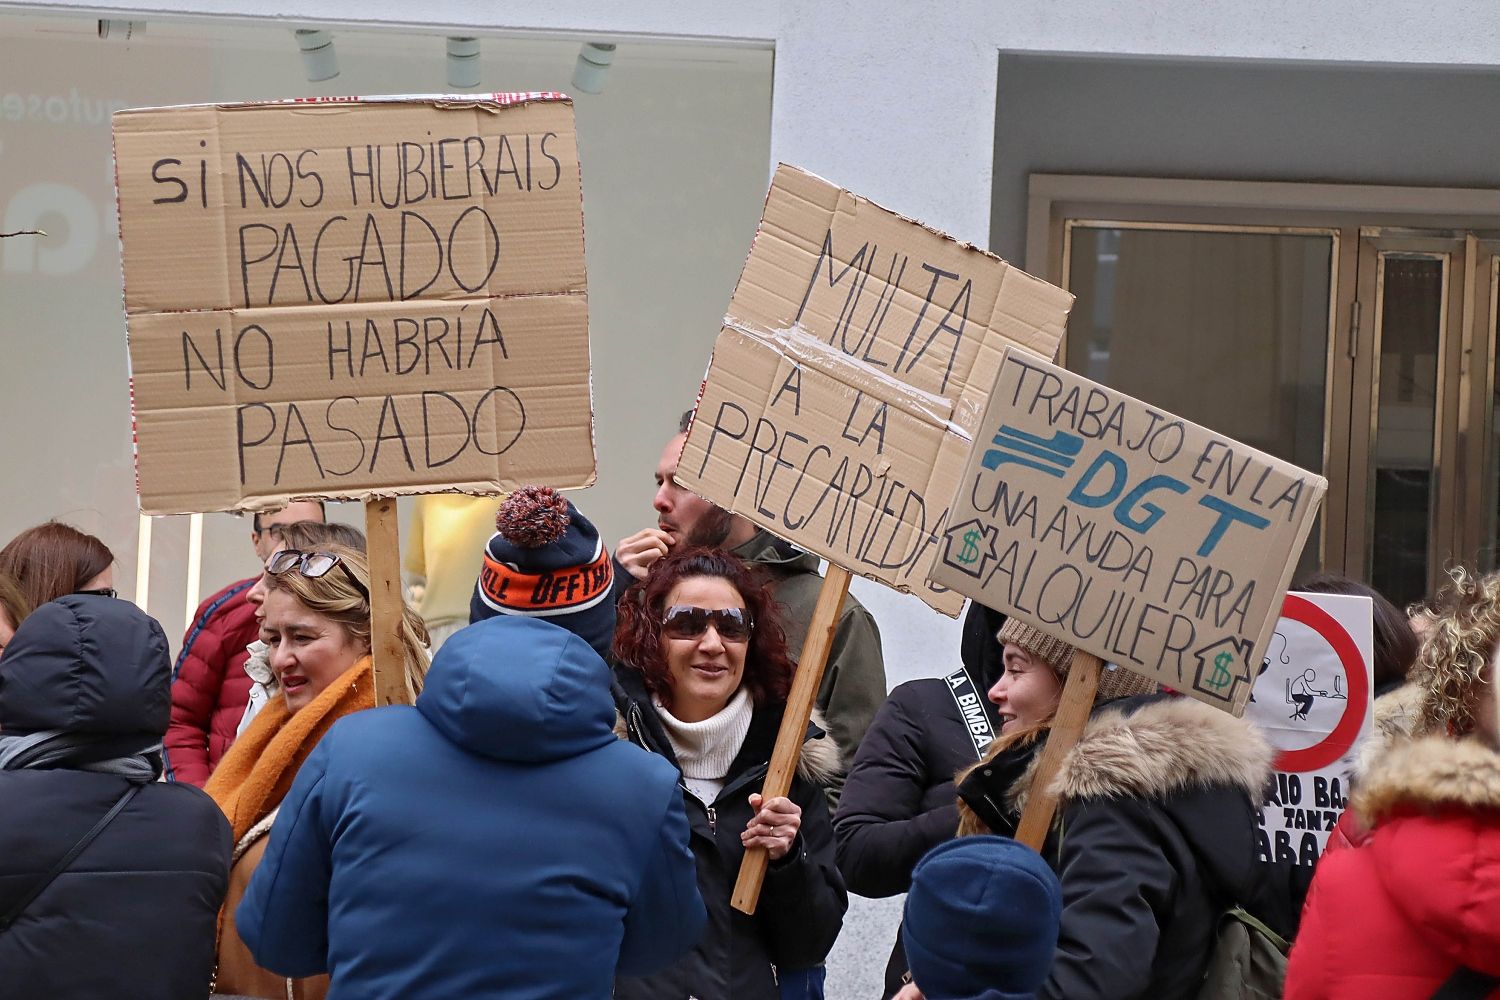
[961,694,1274,1000]
[612,665,847,1000]
[834,602,1006,997]
[0,596,232,999]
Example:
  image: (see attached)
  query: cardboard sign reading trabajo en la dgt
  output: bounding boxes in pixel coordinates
[929,348,1327,715]
[114,94,594,514]
[677,165,1074,615]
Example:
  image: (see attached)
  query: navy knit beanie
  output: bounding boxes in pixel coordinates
[469,486,615,660]
[902,835,1062,1000]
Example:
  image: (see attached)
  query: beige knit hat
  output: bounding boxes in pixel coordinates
[996,618,1158,703]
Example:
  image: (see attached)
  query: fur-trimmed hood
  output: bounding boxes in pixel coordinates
[1355,735,1500,973]
[1351,682,1422,780]
[1356,735,1500,823]
[793,707,842,786]
[995,695,1273,813]
[1049,696,1272,804]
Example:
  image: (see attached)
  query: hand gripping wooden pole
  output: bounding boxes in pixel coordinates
[364,498,413,708]
[731,563,853,915]
[1013,650,1102,850]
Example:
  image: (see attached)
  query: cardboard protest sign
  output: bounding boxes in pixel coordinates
[928,348,1327,715]
[1248,591,1373,867]
[677,164,1074,615]
[113,94,593,514]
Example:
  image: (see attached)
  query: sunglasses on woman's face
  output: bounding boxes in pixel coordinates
[264,549,369,599]
[661,605,753,643]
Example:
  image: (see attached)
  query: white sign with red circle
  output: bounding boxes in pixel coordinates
[1246,591,1374,867]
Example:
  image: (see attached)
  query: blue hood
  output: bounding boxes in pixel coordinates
[416,616,618,763]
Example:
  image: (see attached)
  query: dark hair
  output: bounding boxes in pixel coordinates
[0,522,114,611]
[1295,572,1420,692]
[614,547,794,711]
[252,501,328,534]
[266,519,366,554]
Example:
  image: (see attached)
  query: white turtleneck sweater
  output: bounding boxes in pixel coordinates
[653,687,753,806]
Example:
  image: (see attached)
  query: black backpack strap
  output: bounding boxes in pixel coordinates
[1431,966,1500,1000]
[943,667,996,759]
[0,782,141,931]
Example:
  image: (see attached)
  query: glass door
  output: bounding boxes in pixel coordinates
[1042,180,1500,602]
[1064,221,1338,581]
[1465,239,1500,573]
[1349,230,1484,609]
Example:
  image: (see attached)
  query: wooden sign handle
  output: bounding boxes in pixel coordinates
[1014,650,1102,850]
[730,563,853,915]
[364,498,412,708]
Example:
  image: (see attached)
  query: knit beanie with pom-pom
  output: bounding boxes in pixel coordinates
[469,486,615,660]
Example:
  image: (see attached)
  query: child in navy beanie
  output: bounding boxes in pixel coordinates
[900,835,1062,1000]
[469,486,615,660]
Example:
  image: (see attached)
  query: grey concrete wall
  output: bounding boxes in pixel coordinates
[993,54,1500,263]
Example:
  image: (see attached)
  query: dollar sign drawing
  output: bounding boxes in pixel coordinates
[957,528,982,565]
[1207,650,1235,690]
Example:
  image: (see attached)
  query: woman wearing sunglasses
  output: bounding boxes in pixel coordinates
[206,543,428,1000]
[612,548,847,1000]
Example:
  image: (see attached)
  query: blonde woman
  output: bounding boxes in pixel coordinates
[937,619,1272,1000]
[206,544,427,1000]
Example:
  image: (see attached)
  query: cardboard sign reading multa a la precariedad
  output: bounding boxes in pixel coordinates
[930,349,1327,715]
[676,165,1074,616]
[113,94,595,514]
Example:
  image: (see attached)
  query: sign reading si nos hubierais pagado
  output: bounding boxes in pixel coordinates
[929,349,1327,716]
[113,94,594,514]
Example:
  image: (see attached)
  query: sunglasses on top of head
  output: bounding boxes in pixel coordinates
[661,605,753,643]
[264,548,369,599]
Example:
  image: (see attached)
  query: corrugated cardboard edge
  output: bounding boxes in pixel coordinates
[682,324,967,618]
[924,345,1331,714]
[141,481,517,518]
[110,117,139,503]
[113,92,595,515]
[678,163,1070,618]
[111,92,573,116]
[721,164,1058,351]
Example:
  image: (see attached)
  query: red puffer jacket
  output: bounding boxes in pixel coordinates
[1285,736,1500,1000]
[164,578,260,786]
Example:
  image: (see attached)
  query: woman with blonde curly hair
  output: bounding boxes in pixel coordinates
[1284,568,1500,999]
[206,543,427,1000]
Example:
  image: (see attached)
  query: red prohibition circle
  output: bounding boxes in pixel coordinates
[1273,593,1370,773]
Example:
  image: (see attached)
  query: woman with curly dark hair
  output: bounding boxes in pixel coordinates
[612,547,847,1000]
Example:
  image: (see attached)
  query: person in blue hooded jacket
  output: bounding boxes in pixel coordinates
[235,614,706,999]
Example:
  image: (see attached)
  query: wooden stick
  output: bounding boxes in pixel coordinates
[731,563,853,915]
[364,498,411,708]
[1014,650,1102,850]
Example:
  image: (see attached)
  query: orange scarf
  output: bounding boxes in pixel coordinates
[207,656,374,842]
